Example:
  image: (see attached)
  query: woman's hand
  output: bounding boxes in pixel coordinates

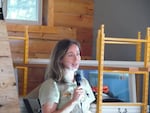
[72,86,84,102]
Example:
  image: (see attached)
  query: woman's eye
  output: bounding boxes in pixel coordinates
[66,52,80,57]
[67,53,74,57]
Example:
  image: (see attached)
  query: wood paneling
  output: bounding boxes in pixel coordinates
[17,66,45,95]
[6,0,94,96]
[8,27,77,59]
[47,0,54,26]
[55,13,93,28]
[6,0,93,60]
[55,0,93,15]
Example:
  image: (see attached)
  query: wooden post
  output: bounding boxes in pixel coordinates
[47,0,54,27]
[0,20,20,113]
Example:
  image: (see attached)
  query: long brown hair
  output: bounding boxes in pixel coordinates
[45,39,81,82]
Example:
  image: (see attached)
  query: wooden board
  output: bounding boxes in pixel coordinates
[0,41,11,56]
[0,21,8,40]
[0,20,20,113]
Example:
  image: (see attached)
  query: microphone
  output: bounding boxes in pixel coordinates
[75,73,81,86]
[0,0,4,20]
[75,72,84,112]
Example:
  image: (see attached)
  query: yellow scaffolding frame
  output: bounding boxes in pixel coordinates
[9,26,29,96]
[96,24,150,113]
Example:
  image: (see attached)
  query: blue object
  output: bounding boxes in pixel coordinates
[79,69,130,102]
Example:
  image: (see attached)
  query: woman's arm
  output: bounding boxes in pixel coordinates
[41,86,84,113]
[41,99,76,113]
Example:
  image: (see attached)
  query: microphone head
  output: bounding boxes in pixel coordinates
[0,8,4,20]
[75,73,81,86]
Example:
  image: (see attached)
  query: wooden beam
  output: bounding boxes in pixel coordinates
[47,0,54,26]
[0,20,20,113]
[6,24,57,33]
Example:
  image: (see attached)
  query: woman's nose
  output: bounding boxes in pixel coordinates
[74,55,81,61]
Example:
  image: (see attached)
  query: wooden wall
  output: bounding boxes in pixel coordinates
[7,0,93,60]
[6,0,94,95]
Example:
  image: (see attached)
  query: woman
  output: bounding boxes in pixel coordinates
[39,39,95,113]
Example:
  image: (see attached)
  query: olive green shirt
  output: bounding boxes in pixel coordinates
[39,78,95,113]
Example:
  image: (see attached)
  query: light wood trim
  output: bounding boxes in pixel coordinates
[6,24,57,33]
[47,0,54,26]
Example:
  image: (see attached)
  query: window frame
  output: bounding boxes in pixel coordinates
[2,0,42,25]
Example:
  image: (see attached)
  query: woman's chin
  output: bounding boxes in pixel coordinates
[70,67,78,71]
[72,68,78,72]
[65,68,77,72]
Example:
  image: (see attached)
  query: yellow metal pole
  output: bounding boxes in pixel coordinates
[141,72,149,113]
[95,25,149,113]
[105,37,146,43]
[24,26,29,64]
[8,36,25,40]
[23,26,29,96]
[8,26,29,96]
[142,27,150,113]
[148,28,150,64]
[96,29,101,60]
[144,27,150,67]
[135,32,142,102]
[136,32,141,61]
[96,24,105,113]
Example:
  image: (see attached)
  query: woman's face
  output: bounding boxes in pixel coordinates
[61,44,81,71]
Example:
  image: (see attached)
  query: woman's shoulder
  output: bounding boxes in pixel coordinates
[40,79,57,89]
[42,78,55,84]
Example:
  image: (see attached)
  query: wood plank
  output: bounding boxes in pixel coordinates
[55,0,93,15]
[55,12,93,28]
[8,27,77,59]
[0,20,20,113]
[0,41,11,56]
[0,57,14,74]
[77,28,93,56]
[9,40,24,53]
[28,40,57,53]
[8,38,91,60]
[54,0,93,29]
[47,0,54,26]
[6,24,57,33]
[7,27,76,39]
[0,21,8,40]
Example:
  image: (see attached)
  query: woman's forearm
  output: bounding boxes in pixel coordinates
[54,99,77,113]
